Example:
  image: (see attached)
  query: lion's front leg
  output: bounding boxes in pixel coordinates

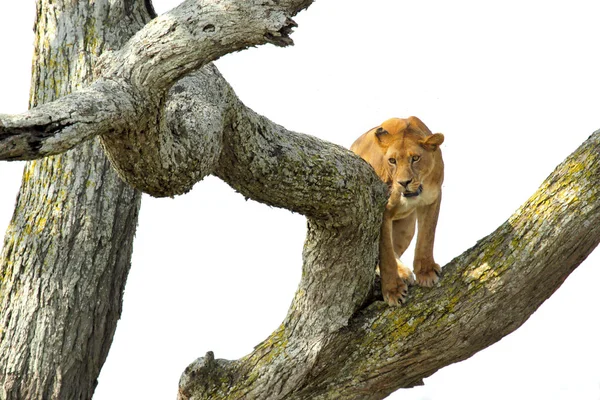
[392,213,417,285]
[380,210,409,305]
[414,193,442,287]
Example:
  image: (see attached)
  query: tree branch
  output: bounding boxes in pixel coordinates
[0,79,136,160]
[97,0,309,92]
[216,105,388,226]
[0,0,313,164]
[178,130,600,399]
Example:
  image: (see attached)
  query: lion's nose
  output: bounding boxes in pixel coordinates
[398,179,412,188]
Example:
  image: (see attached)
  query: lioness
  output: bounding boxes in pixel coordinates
[351,117,444,305]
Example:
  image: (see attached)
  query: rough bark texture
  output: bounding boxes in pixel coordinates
[0,1,598,400]
[0,1,152,399]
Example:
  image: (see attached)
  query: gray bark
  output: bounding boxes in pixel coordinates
[0,1,598,400]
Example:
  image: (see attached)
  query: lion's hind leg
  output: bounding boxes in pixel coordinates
[414,196,442,287]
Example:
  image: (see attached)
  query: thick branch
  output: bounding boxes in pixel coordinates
[216,105,387,225]
[4,46,392,395]
[178,130,600,399]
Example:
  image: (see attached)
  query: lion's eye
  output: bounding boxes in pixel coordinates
[412,155,421,162]
[388,158,397,165]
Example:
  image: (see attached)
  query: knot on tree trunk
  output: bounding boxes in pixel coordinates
[179,352,236,399]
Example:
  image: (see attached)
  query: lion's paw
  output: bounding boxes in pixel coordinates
[382,275,409,306]
[415,263,441,287]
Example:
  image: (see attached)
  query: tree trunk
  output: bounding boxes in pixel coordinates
[0,1,153,398]
[0,1,598,400]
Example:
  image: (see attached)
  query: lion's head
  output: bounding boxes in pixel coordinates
[351,116,444,198]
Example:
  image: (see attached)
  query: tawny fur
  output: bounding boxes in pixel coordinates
[351,116,444,305]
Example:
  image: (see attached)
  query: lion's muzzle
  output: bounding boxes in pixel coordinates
[402,185,423,198]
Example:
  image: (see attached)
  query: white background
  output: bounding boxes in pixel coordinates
[1,1,599,399]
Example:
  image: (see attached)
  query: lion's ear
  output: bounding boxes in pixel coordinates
[375,127,391,145]
[375,127,388,140]
[420,133,444,151]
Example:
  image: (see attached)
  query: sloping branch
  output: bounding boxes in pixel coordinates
[291,130,600,398]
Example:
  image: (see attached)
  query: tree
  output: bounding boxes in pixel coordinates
[1,1,599,399]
